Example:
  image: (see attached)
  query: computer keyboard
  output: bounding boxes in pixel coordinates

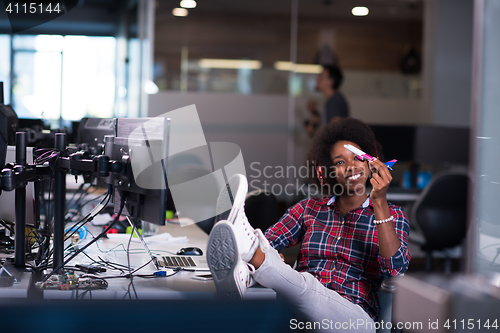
[161,256,197,268]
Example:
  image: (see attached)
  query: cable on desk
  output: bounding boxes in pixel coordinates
[77,191,109,217]
[97,256,128,273]
[41,191,128,283]
[153,268,181,278]
[64,192,111,241]
[89,234,146,255]
[126,197,142,300]
[67,185,100,215]
[35,148,66,228]
[65,183,88,214]
[36,192,112,270]
[0,218,14,234]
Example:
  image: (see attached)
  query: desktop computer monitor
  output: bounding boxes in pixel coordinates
[0,104,18,168]
[77,117,114,155]
[107,118,170,225]
[76,117,115,187]
[370,124,470,166]
[0,146,38,229]
[369,125,416,162]
[413,125,470,166]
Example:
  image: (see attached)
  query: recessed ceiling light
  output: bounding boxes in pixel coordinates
[180,0,197,9]
[172,8,188,16]
[352,6,369,16]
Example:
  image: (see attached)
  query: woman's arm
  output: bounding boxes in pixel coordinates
[368,158,403,258]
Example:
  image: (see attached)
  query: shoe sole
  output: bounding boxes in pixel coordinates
[207,222,242,299]
[215,174,247,224]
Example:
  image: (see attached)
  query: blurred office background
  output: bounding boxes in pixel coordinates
[1,0,499,278]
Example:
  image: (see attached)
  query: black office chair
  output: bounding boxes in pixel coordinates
[244,189,279,232]
[167,164,217,235]
[411,171,469,272]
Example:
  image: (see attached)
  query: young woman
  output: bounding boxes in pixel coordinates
[207,117,411,333]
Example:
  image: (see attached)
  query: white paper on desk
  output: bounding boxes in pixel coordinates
[106,232,188,244]
[167,217,195,225]
[90,213,113,226]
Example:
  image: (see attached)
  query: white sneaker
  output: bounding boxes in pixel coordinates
[215,174,258,262]
[215,173,248,222]
[207,221,255,299]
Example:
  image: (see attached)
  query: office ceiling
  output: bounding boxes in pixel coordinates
[156,0,423,22]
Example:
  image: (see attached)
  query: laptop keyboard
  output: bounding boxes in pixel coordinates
[161,256,197,268]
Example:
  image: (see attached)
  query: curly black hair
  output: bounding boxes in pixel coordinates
[306,117,383,188]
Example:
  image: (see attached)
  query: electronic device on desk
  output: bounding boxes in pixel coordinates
[17,118,67,149]
[75,117,114,187]
[35,269,107,290]
[0,81,18,172]
[103,118,211,272]
[370,124,470,188]
[413,125,470,167]
[105,117,170,226]
[370,125,416,187]
[0,146,38,229]
[177,247,203,256]
[77,117,114,156]
[124,217,210,271]
[370,125,416,164]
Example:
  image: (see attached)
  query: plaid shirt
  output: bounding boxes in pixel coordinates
[264,195,411,320]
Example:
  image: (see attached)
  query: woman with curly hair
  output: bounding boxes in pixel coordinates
[207,117,410,333]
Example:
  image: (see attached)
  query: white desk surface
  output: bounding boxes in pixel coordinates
[43,221,275,300]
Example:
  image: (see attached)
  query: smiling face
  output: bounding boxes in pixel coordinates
[329,140,369,195]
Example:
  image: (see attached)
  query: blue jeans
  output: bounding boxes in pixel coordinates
[252,243,375,333]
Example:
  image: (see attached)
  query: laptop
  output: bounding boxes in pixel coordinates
[126,217,210,271]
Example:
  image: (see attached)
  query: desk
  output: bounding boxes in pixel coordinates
[1,223,287,333]
[42,221,275,300]
[394,274,500,333]
[386,187,421,203]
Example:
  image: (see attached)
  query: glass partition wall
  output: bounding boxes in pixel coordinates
[151,0,424,204]
[468,0,500,279]
[153,0,423,99]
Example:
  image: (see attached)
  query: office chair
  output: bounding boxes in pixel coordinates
[411,171,469,272]
[377,277,396,333]
[244,189,279,232]
[167,163,217,235]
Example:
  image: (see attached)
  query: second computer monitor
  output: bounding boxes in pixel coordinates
[0,146,37,228]
[108,118,170,225]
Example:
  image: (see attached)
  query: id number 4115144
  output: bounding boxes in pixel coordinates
[5,2,61,14]
[443,319,498,330]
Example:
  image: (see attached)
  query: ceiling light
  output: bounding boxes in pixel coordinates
[172,8,188,16]
[352,6,369,16]
[198,59,262,70]
[274,61,323,74]
[180,0,197,9]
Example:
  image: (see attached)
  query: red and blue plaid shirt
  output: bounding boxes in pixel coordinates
[264,195,411,320]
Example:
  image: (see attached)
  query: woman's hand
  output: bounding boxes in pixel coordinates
[368,158,392,204]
